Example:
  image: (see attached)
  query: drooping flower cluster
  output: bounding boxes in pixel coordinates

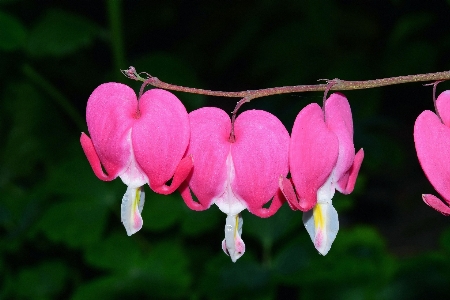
[81,83,364,261]
[414,91,450,215]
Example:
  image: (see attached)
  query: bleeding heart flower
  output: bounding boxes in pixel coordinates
[80,82,192,236]
[414,90,450,215]
[179,107,289,262]
[280,93,364,255]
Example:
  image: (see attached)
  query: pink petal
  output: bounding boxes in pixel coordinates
[422,194,450,216]
[180,107,231,210]
[231,110,290,218]
[337,148,365,194]
[414,110,450,206]
[324,93,356,185]
[80,133,115,181]
[154,155,193,195]
[279,176,301,211]
[436,90,450,127]
[179,180,203,211]
[290,103,339,211]
[253,189,286,218]
[83,82,137,180]
[132,89,190,192]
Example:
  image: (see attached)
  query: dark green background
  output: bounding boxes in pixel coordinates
[2,0,450,299]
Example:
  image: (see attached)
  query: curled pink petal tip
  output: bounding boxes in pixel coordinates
[422,194,450,216]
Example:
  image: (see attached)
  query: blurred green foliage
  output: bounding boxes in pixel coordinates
[1,0,450,299]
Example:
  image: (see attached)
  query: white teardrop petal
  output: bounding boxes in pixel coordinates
[121,186,144,236]
[303,202,339,255]
[223,214,245,262]
[138,188,145,214]
[303,208,315,244]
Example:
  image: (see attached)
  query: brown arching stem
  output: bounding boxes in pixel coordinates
[122,67,450,143]
[122,66,450,118]
[123,66,450,98]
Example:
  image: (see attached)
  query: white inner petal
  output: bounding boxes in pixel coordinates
[214,152,247,215]
[317,168,336,204]
[119,129,148,188]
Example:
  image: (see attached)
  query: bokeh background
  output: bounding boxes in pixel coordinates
[2,0,450,299]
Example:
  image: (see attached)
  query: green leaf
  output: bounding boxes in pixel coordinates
[391,253,450,299]
[141,242,191,297]
[220,260,270,291]
[0,271,12,299]
[84,232,143,272]
[0,11,26,51]
[141,192,183,232]
[1,184,48,246]
[273,238,311,277]
[200,253,270,299]
[303,226,394,285]
[244,204,300,246]
[71,276,122,300]
[37,199,108,248]
[180,205,221,236]
[36,142,124,248]
[45,148,119,206]
[73,242,191,299]
[1,83,55,179]
[27,9,101,57]
[15,261,69,299]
